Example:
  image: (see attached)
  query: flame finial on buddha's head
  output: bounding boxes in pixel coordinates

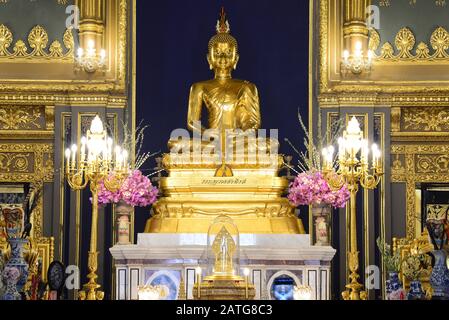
[208,7,238,54]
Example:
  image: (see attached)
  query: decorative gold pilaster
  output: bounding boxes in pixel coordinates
[343,0,370,52]
[77,0,105,52]
[391,107,401,133]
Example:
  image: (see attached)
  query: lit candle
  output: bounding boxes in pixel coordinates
[115,146,122,170]
[100,49,106,61]
[322,148,329,169]
[81,137,87,163]
[196,266,202,299]
[343,50,349,62]
[77,47,84,58]
[243,268,250,299]
[368,50,373,63]
[71,144,77,169]
[355,41,362,58]
[87,39,95,57]
[372,143,379,167]
[122,150,128,171]
[327,146,334,166]
[361,139,368,164]
[65,148,71,172]
[107,138,113,162]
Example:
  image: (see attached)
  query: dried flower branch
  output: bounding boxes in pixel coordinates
[285,109,343,173]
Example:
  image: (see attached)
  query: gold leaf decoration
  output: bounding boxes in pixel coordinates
[380,42,395,59]
[0,24,74,60]
[0,106,43,130]
[415,42,431,59]
[374,26,449,62]
[49,40,63,57]
[395,27,416,59]
[430,26,449,59]
[28,25,48,56]
[403,107,449,131]
[0,24,13,56]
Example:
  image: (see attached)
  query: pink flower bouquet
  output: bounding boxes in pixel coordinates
[288,171,349,208]
[97,170,159,207]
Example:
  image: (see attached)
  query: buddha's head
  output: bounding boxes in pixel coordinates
[207,8,239,75]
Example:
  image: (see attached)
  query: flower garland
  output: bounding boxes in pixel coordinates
[287,171,350,208]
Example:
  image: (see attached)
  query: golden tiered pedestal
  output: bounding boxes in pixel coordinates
[145,154,305,234]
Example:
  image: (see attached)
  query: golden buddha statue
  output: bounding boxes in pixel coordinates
[145,9,305,234]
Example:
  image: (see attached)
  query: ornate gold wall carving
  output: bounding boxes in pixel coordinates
[402,107,449,132]
[318,0,449,105]
[0,105,43,130]
[0,143,54,238]
[391,144,449,239]
[370,27,449,62]
[0,0,129,98]
[0,25,74,61]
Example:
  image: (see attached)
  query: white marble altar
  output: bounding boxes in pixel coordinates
[110,233,336,300]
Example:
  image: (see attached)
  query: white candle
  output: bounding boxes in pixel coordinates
[372,144,379,167]
[71,144,77,168]
[65,148,71,171]
[361,139,368,163]
[122,150,128,170]
[81,137,87,162]
[115,146,121,169]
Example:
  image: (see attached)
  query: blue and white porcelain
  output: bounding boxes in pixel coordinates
[4,238,29,294]
[429,249,449,300]
[407,280,425,300]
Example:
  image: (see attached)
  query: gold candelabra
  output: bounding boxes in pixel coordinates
[65,115,128,300]
[322,116,383,300]
[341,41,373,75]
[75,39,107,74]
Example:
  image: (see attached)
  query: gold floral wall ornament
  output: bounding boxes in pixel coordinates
[0,24,74,60]
[403,107,449,132]
[0,106,43,130]
[370,26,449,62]
[0,153,31,173]
[369,27,449,62]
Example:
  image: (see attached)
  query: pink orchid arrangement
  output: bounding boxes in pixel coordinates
[288,171,350,208]
[97,170,158,207]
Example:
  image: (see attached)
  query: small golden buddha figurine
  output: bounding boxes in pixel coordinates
[212,226,236,276]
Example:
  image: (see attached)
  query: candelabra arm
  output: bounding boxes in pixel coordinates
[324,170,346,190]
[67,171,89,190]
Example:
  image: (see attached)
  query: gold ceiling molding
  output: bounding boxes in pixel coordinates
[370,27,449,62]
[391,144,449,239]
[319,93,449,108]
[0,93,127,108]
[0,24,74,61]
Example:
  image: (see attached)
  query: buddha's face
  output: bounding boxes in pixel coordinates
[208,41,239,72]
